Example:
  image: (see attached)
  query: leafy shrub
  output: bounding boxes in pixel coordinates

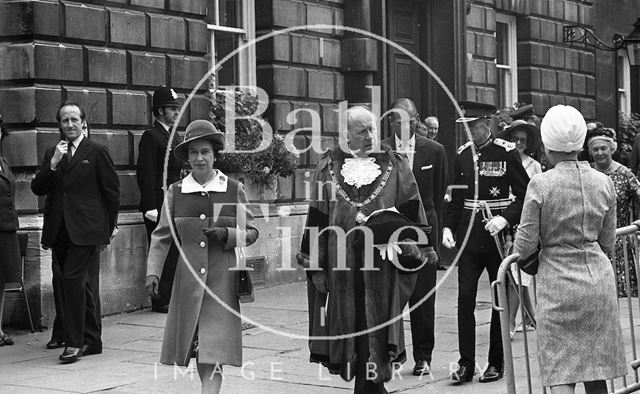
[209,88,298,190]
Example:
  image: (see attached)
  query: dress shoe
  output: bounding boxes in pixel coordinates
[450,365,475,383]
[59,347,82,363]
[81,344,103,357]
[151,304,169,313]
[479,365,504,383]
[46,339,66,349]
[0,333,14,346]
[413,360,431,376]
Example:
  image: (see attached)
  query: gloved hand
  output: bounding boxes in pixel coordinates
[376,243,403,261]
[202,227,228,243]
[484,216,508,237]
[145,275,159,298]
[144,209,159,222]
[442,227,456,249]
[311,271,328,293]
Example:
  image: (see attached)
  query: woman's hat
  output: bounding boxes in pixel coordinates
[174,120,225,162]
[540,105,586,153]
[498,119,541,154]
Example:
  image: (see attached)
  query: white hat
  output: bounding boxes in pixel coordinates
[540,105,586,153]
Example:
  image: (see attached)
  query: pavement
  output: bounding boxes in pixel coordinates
[2,267,640,394]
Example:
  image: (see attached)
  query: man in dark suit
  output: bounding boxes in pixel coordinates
[31,102,120,363]
[136,86,183,313]
[382,98,448,377]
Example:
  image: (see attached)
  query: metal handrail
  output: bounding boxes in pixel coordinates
[494,220,640,393]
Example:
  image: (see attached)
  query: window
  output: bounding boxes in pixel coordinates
[496,14,518,108]
[207,0,256,88]
[618,53,631,115]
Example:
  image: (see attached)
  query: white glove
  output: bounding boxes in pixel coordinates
[484,216,508,236]
[376,243,402,261]
[145,209,159,222]
[442,227,456,249]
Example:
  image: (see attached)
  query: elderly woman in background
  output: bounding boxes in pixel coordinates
[499,119,541,335]
[514,105,626,394]
[145,120,258,394]
[0,115,20,347]
[587,127,640,297]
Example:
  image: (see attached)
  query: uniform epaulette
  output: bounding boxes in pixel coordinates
[457,141,473,155]
[494,138,516,152]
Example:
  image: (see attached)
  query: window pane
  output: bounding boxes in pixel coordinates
[214,31,239,86]
[496,21,508,66]
[497,68,512,108]
[219,0,242,28]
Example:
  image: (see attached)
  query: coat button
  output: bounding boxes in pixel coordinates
[201,192,206,196]
[199,214,206,220]
[200,268,206,274]
[199,241,206,248]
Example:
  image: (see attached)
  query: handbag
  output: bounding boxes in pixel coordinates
[516,246,540,275]
[236,246,254,303]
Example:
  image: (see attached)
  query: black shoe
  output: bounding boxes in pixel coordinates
[46,339,66,349]
[81,344,103,356]
[0,333,14,346]
[479,365,503,383]
[450,365,475,383]
[59,347,82,363]
[413,360,431,376]
[151,304,169,313]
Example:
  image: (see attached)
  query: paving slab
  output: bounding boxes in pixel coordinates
[3,269,640,393]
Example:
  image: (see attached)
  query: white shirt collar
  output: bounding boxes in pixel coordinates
[70,133,84,149]
[181,170,228,193]
[394,134,415,149]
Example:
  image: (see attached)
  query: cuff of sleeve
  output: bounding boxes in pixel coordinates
[224,227,244,250]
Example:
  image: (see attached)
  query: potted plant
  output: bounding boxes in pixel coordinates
[209,88,298,201]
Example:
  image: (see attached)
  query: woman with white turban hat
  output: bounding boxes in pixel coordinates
[514,105,627,393]
[540,105,587,153]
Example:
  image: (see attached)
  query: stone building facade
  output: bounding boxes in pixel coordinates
[1,0,636,328]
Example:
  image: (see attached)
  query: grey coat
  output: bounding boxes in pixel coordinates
[147,174,258,367]
[514,161,626,386]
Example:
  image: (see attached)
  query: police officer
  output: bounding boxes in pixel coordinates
[136,86,183,313]
[442,101,529,384]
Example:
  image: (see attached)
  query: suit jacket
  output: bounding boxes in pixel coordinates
[136,121,183,213]
[0,157,18,232]
[382,134,448,254]
[31,138,120,248]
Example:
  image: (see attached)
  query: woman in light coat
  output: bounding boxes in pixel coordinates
[514,105,626,393]
[145,120,258,393]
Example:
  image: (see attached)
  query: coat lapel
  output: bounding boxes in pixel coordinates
[412,136,426,174]
[0,158,9,182]
[66,137,89,171]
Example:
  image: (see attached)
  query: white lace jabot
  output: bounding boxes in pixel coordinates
[340,157,381,189]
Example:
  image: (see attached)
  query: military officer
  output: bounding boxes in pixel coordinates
[442,101,529,384]
[136,86,183,313]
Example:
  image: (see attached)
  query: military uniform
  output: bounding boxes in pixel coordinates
[444,101,529,380]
